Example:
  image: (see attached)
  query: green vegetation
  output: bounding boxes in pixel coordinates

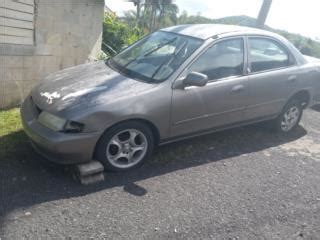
[214,15,320,58]
[103,5,320,59]
[276,30,320,57]
[0,108,28,160]
[0,108,22,136]
[126,0,179,32]
[102,0,179,57]
[102,12,144,56]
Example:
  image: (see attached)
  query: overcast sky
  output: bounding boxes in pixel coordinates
[107,0,320,40]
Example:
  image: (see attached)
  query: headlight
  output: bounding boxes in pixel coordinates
[38,111,84,133]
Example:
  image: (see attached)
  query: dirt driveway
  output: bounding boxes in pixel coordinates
[1,107,320,239]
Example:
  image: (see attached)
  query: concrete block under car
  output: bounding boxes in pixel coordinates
[79,172,105,185]
[75,161,105,185]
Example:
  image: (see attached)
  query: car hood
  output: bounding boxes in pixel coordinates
[31,61,156,113]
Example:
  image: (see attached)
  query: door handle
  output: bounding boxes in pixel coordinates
[231,85,245,93]
[287,75,297,82]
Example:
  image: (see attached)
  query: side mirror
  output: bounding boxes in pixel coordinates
[183,72,208,87]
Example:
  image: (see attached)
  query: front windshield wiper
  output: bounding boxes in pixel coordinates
[123,37,178,68]
[151,40,188,80]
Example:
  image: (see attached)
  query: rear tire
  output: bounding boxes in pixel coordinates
[272,99,303,133]
[95,121,154,172]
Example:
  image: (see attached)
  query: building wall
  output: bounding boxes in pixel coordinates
[0,0,35,45]
[0,0,104,108]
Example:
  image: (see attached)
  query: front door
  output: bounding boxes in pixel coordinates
[170,37,249,138]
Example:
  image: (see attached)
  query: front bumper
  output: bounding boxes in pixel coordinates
[21,97,101,165]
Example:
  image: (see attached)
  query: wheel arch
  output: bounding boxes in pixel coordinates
[288,89,311,108]
[92,118,160,160]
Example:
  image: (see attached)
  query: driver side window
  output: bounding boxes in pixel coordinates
[189,38,245,81]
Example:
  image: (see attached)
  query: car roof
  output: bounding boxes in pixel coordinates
[161,24,307,66]
[161,24,274,40]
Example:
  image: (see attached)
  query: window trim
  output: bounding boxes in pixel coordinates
[246,35,297,75]
[183,36,248,83]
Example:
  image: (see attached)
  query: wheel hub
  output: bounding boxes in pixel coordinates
[122,143,131,153]
[106,129,148,169]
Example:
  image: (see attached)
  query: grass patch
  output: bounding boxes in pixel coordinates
[0,108,29,160]
[0,108,22,136]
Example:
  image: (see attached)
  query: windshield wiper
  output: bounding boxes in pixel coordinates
[123,37,178,68]
[151,40,188,80]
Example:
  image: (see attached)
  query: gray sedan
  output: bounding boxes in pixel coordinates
[21,24,320,171]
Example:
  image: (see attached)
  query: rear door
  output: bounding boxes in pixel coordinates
[245,36,300,120]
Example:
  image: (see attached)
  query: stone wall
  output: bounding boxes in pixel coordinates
[0,0,104,108]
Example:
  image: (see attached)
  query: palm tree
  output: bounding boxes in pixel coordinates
[143,0,159,31]
[157,0,179,29]
[129,0,178,32]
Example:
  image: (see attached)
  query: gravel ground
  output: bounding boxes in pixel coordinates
[1,107,320,239]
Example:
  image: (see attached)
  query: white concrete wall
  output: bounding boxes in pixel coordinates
[0,0,104,108]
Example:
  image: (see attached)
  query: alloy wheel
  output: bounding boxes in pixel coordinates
[280,106,300,132]
[106,129,148,169]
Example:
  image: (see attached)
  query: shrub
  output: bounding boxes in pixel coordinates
[102,12,144,56]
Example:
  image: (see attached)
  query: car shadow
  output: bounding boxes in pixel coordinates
[0,123,307,228]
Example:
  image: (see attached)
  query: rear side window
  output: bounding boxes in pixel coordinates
[189,38,244,81]
[249,37,294,73]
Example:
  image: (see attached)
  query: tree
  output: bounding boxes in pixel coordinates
[127,0,143,27]
[128,0,178,32]
[102,12,143,55]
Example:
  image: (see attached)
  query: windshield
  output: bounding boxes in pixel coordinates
[108,31,203,83]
